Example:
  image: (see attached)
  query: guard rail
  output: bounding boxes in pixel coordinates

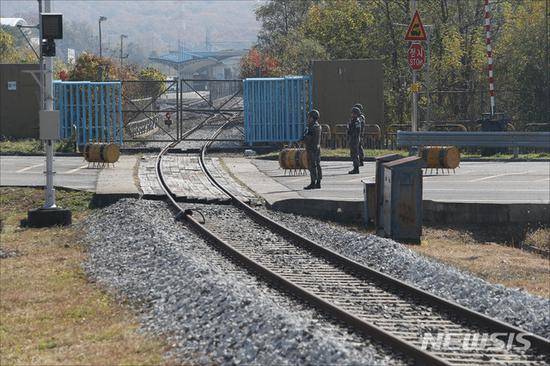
[397,131,550,148]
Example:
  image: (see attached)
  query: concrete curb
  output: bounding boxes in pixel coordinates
[266,197,550,226]
[423,200,550,226]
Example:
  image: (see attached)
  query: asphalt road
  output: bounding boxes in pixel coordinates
[0,156,99,191]
[2,156,549,204]
[251,160,550,204]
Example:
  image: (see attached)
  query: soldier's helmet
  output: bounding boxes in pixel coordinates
[308,109,320,121]
[353,103,363,112]
[351,106,361,116]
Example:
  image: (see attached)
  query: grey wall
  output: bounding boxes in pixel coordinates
[0,64,41,138]
[312,59,384,129]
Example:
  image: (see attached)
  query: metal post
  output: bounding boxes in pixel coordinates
[410,0,418,131]
[119,34,127,69]
[120,35,122,68]
[38,0,44,110]
[43,0,55,208]
[425,26,432,126]
[176,77,180,140]
[484,0,496,116]
[99,19,102,57]
[98,16,107,84]
[412,70,418,131]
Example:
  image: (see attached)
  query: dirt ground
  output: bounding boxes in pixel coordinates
[0,188,168,365]
[414,227,549,298]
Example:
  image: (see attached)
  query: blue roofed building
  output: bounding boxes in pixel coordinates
[149,46,247,82]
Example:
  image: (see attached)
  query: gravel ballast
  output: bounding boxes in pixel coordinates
[258,208,550,339]
[84,199,407,365]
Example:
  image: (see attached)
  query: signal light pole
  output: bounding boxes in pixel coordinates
[27,0,71,227]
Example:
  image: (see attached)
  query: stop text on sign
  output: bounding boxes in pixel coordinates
[408,43,426,71]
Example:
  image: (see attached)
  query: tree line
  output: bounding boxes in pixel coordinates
[242,0,548,129]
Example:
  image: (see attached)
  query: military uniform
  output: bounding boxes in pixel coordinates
[304,121,322,185]
[348,116,361,171]
[358,113,365,165]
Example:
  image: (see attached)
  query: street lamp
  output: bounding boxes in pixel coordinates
[120,34,128,68]
[98,16,107,57]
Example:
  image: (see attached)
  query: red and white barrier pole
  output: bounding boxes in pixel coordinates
[484,0,495,116]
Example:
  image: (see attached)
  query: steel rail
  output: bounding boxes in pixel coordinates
[156,118,448,365]
[199,132,550,358]
[155,112,550,365]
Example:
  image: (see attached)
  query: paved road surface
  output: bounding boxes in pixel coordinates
[1,156,99,191]
[2,156,548,204]
[250,160,550,204]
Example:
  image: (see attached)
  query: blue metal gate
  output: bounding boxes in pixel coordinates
[243,76,312,144]
[54,81,123,145]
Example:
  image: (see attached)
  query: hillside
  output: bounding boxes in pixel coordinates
[1,0,260,56]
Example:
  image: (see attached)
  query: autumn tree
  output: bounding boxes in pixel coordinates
[0,28,35,63]
[240,48,281,78]
[251,0,548,127]
[137,67,167,99]
[69,52,117,81]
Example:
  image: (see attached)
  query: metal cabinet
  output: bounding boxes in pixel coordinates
[382,156,424,243]
[362,178,376,226]
[375,153,402,235]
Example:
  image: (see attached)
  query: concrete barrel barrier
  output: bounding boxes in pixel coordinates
[83,143,120,163]
[419,146,460,169]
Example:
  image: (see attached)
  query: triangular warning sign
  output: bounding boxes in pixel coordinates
[405,10,427,41]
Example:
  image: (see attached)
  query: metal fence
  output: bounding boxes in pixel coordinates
[54,81,123,145]
[417,89,548,131]
[397,131,550,149]
[243,76,312,144]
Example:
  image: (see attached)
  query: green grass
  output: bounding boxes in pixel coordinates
[0,139,76,154]
[0,188,93,223]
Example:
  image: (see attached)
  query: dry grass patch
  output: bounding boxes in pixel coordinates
[524,228,550,251]
[416,227,550,298]
[0,188,167,365]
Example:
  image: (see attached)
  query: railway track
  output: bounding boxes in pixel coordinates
[155,110,550,365]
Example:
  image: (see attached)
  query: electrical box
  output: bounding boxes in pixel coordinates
[375,153,402,235]
[41,13,63,39]
[382,156,424,243]
[39,110,60,140]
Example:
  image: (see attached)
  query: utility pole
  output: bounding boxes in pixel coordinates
[43,0,55,209]
[38,0,44,110]
[410,0,418,131]
[98,16,107,57]
[424,25,433,125]
[119,34,128,69]
[28,0,71,227]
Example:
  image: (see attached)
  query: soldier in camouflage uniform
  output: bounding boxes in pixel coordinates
[302,109,322,190]
[354,103,365,166]
[347,107,362,174]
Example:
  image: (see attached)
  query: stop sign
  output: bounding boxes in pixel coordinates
[408,43,426,70]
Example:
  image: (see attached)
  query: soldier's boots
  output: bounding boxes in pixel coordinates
[315,180,321,189]
[359,161,364,166]
[348,167,359,174]
[304,182,315,190]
